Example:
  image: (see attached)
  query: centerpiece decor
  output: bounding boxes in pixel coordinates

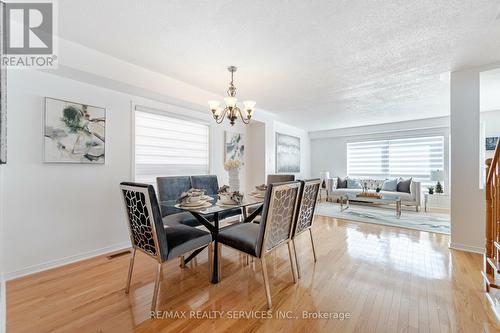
[224,159,241,192]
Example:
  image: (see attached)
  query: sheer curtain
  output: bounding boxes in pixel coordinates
[347,136,444,184]
[134,106,210,186]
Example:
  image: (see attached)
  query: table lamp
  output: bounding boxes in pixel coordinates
[430,170,444,193]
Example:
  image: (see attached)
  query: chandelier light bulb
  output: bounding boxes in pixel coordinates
[208,100,221,111]
[224,97,237,108]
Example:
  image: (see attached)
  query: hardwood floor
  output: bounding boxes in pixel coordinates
[7,216,500,333]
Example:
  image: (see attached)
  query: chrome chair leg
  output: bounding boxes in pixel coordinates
[309,229,317,262]
[125,248,136,294]
[260,256,272,309]
[292,239,301,279]
[151,262,163,313]
[287,242,298,283]
[180,256,185,268]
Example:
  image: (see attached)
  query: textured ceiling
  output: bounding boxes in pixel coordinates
[57,0,500,131]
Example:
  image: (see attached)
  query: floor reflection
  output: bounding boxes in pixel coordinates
[345,225,449,280]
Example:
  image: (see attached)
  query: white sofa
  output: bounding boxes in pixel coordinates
[325,178,421,211]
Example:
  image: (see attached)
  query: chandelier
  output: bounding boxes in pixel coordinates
[208,66,256,126]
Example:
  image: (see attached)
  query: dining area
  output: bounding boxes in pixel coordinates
[119,174,321,314]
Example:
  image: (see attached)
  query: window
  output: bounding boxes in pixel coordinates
[347,136,444,184]
[134,107,210,185]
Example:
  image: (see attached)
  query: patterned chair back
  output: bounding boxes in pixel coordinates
[256,181,301,257]
[293,179,321,236]
[120,182,168,261]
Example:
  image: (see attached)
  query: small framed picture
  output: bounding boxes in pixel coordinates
[486,137,499,151]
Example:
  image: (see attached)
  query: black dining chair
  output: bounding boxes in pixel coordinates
[292,179,321,279]
[120,182,213,312]
[217,181,301,309]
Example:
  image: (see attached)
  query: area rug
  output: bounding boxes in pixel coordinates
[315,202,450,234]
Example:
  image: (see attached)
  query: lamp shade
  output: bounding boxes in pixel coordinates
[319,171,330,180]
[430,170,444,181]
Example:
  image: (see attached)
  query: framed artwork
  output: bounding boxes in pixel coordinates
[486,137,498,151]
[276,132,300,173]
[0,1,6,164]
[225,131,244,164]
[44,97,106,163]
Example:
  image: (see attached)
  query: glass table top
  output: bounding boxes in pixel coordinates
[160,194,264,215]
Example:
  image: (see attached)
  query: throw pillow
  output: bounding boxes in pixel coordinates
[337,176,348,189]
[381,179,398,192]
[397,177,412,193]
[347,178,362,189]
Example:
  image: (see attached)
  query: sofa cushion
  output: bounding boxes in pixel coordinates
[397,178,412,194]
[381,179,398,192]
[337,177,348,189]
[347,178,362,189]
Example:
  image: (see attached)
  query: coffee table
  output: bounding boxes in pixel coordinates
[340,193,402,218]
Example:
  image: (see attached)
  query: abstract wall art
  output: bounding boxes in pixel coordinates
[276,132,300,173]
[486,137,499,151]
[225,131,244,165]
[44,97,106,163]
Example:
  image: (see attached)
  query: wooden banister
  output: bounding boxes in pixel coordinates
[484,142,500,293]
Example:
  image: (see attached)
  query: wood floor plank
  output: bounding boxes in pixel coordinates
[6,216,500,333]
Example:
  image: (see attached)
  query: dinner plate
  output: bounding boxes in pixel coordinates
[181,199,209,207]
[175,201,212,209]
[250,192,265,198]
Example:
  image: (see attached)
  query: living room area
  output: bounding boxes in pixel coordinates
[310,121,451,234]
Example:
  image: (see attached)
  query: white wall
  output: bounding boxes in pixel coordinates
[0,167,5,333]
[4,69,133,278]
[450,69,484,253]
[245,121,266,189]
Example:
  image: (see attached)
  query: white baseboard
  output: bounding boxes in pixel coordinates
[5,241,131,281]
[449,242,484,254]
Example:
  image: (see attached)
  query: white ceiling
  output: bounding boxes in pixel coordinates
[57,0,500,131]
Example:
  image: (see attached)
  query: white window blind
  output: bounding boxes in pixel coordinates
[347,136,444,183]
[134,108,210,185]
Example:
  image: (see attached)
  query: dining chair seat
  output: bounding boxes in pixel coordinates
[163,211,201,227]
[218,223,260,257]
[165,225,212,260]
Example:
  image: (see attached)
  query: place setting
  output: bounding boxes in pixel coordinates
[174,188,213,210]
[249,184,267,198]
[216,185,244,207]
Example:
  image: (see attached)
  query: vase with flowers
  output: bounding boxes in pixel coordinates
[224,159,241,192]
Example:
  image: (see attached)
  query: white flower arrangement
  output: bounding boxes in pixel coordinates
[224,159,241,171]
